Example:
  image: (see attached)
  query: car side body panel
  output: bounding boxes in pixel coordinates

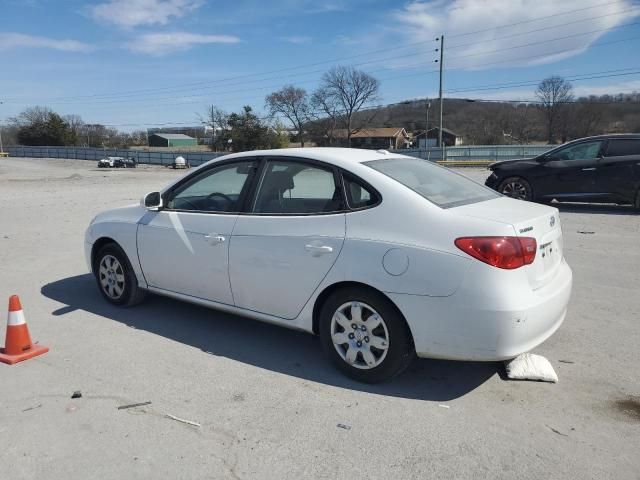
[85,204,148,288]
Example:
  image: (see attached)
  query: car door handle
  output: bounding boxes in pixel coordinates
[204,234,226,245]
[581,167,596,171]
[305,244,333,256]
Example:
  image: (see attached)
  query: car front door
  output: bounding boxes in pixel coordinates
[229,158,346,319]
[536,140,605,199]
[596,138,640,202]
[137,159,257,304]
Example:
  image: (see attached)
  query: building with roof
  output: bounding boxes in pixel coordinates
[335,127,410,150]
[148,133,198,148]
[417,127,462,148]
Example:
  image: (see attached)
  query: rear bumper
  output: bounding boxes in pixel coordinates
[388,259,573,361]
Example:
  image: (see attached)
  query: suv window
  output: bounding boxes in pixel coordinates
[366,157,498,208]
[551,141,603,161]
[167,161,255,212]
[253,160,341,214]
[343,173,379,209]
[606,139,640,157]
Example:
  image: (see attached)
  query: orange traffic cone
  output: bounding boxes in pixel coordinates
[0,295,49,365]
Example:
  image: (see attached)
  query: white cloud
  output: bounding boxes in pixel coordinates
[0,33,91,52]
[129,32,240,54]
[574,80,640,97]
[90,0,203,28]
[393,0,640,70]
[280,35,312,44]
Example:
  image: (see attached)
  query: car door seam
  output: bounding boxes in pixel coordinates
[227,215,242,306]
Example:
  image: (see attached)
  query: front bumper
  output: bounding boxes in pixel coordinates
[388,259,573,361]
[484,171,500,190]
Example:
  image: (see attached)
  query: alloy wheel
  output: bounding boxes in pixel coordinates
[501,180,528,200]
[98,254,125,299]
[330,301,390,370]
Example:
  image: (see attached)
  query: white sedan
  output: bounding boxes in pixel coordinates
[85,148,572,383]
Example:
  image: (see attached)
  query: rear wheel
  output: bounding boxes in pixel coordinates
[94,243,146,307]
[498,176,533,201]
[319,287,414,383]
[635,189,640,210]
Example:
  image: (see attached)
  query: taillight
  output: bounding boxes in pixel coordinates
[454,236,537,269]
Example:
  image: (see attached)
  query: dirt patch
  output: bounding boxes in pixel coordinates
[613,396,640,420]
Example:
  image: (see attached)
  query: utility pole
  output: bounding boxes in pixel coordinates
[0,101,4,154]
[437,35,444,156]
[425,101,430,148]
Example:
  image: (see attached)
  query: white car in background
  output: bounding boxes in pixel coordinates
[85,148,572,383]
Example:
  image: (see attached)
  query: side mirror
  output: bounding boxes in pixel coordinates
[141,191,162,210]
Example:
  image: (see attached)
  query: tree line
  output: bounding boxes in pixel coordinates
[3,68,638,150]
[2,107,148,148]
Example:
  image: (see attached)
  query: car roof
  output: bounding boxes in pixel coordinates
[565,133,640,142]
[206,147,407,169]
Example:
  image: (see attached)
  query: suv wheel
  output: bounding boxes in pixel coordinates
[498,176,533,201]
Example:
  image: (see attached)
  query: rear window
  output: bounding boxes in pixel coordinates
[365,157,499,208]
[606,139,640,157]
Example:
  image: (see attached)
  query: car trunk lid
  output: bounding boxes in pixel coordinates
[452,197,563,290]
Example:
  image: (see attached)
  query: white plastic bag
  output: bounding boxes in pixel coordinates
[505,353,558,383]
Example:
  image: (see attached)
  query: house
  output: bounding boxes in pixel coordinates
[417,127,462,148]
[147,133,197,148]
[335,128,410,150]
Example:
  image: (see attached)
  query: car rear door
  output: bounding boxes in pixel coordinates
[137,159,257,304]
[596,138,640,202]
[536,140,604,199]
[228,158,346,320]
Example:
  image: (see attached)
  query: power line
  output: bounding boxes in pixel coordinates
[446,68,640,93]
[446,0,632,39]
[3,1,631,104]
[447,20,640,62]
[25,28,640,108]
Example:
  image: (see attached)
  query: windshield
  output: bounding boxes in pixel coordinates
[365,157,499,208]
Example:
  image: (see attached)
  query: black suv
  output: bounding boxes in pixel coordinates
[485,134,640,207]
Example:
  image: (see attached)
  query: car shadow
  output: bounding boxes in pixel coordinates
[553,202,637,216]
[41,274,499,401]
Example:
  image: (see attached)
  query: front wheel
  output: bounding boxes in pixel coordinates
[498,176,533,201]
[94,243,146,307]
[319,287,415,383]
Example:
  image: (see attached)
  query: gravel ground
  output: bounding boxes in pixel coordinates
[1,157,639,480]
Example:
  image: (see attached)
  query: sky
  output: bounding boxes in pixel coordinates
[1,0,640,130]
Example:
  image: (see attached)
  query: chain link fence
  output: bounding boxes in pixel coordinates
[4,144,554,165]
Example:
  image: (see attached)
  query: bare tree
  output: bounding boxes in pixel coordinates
[318,66,380,146]
[501,104,540,144]
[265,85,311,147]
[536,76,574,144]
[310,86,341,145]
[63,114,84,145]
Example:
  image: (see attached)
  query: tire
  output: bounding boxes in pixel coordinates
[94,243,146,307]
[497,176,533,201]
[635,189,640,211]
[318,287,415,383]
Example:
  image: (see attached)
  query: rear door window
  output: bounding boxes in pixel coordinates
[252,160,342,214]
[605,139,640,157]
[365,157,499,208]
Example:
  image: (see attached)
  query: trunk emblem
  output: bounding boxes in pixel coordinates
[550,216,556,227]
[519,226,533,233]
